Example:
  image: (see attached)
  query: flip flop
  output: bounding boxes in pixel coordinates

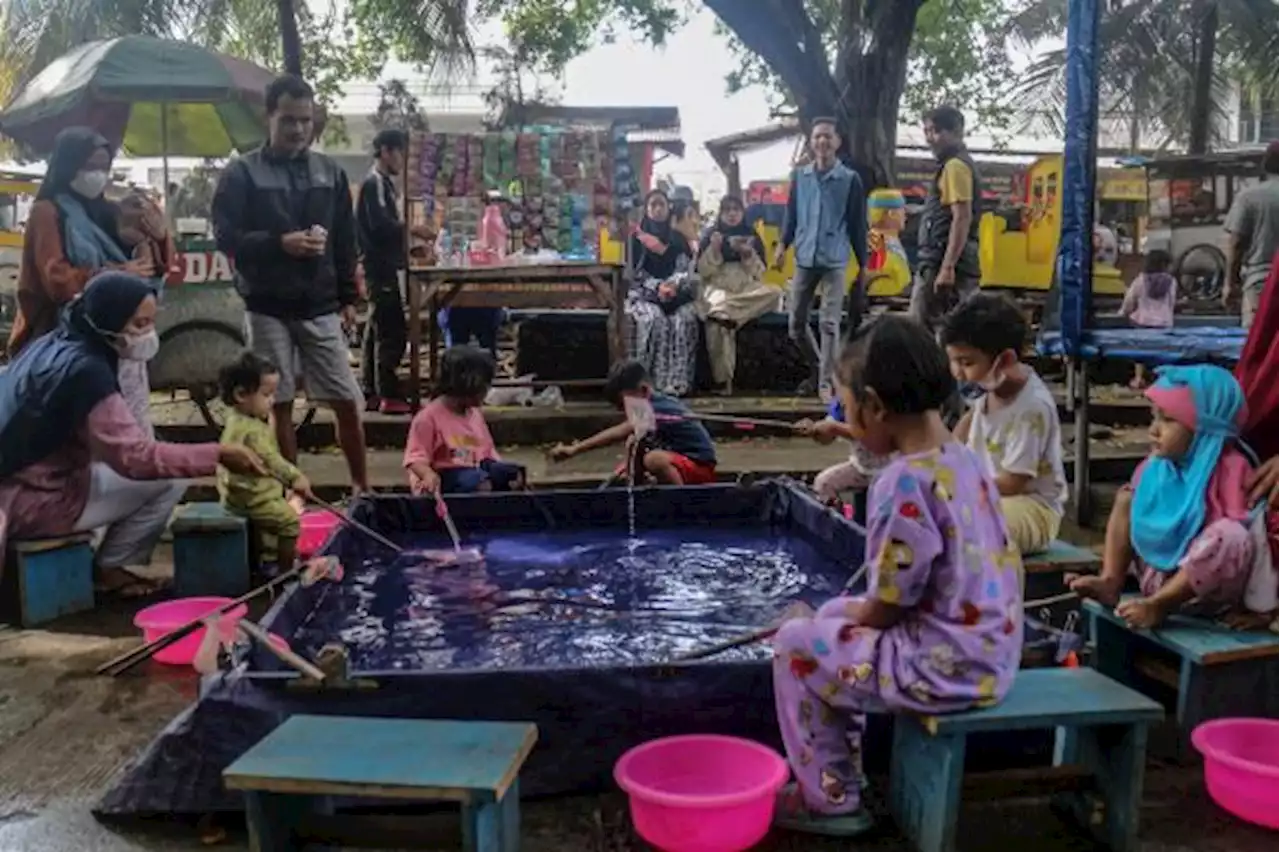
[95,567,167,600]
[773,783,874,838]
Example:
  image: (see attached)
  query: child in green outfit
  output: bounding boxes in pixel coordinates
[217,352,315,571]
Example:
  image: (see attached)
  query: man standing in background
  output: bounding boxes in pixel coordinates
[910,105,983,332]
[357,128,434,414]
[1224,141,1278,329]
[212,73,370,493]
[773,118,867,401]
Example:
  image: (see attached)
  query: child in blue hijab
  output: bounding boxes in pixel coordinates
[1068,364,1274,628]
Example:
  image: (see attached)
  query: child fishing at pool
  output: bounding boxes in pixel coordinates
[548,359,717,485]
[1068,364,1277,629]
[404,345,526,495]
[942,294,1067,555]
[771,316,1023,837]
[217,352,316,573]
[794,376,891,512]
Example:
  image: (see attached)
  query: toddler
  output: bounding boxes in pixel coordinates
[1069,365,1276,628]
[217,352,315,570]
[1118,249,1177,389]
[795,383,891,508]
[549,359,717,485]
[772,316,1023,836]
[942,294,1067,555]
[404,345,525,495]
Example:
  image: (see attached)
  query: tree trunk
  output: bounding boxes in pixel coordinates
[277,0,304,76]
[705,0,925,188]
[1188,0,1218,154]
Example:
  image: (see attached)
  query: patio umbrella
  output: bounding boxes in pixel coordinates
[0,36,276,157]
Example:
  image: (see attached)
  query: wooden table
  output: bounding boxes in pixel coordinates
[405,261,627,407]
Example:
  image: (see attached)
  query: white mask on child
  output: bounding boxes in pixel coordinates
[70,169,110,199]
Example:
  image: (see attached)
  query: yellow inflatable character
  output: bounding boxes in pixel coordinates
[865,188,911,298]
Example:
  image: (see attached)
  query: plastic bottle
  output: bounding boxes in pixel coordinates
[436,229,452,267]
[479,204,509,259]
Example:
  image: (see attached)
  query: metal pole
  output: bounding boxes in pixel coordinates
[1072,358,1091,526]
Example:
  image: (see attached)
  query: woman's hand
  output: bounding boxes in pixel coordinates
[658,282,677,300]
[120,257,156,278]
[218,445,267,476]
[1249,456,1279,508]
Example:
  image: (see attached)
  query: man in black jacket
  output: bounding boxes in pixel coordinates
[212,74,369,492]
[357,128,433,414]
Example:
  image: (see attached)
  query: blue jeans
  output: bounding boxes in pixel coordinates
[437,459,525,494]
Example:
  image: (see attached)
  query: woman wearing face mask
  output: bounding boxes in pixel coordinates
[9,128,167,434]
[627,190,699,397]
[0,273,265,598]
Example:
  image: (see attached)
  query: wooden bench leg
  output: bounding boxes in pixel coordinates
[1071,723,1149,852]
[1091,616,1139,688]
[244,791,326,852]
[501,778,521,852]
[889,718,966,852]
[463,792,504,852]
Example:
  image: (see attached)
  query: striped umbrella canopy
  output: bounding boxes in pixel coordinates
[0,36,277,157]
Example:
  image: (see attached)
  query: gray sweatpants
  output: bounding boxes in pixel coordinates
[908,266,980,333]
[73,463,186,569]
[788,267,844,391]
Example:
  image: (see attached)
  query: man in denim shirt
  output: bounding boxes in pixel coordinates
[774,119,867,400]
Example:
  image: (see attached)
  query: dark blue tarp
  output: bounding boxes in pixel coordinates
[1038,326,1247,364]
[1054,0,1101,355]
[95,481,869,816]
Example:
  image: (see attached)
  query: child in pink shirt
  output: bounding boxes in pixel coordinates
[403,346,525,495]
[1119,249,1177,388]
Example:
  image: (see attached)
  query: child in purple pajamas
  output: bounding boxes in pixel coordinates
[1069,365,1275,628]
[772,316,1025,837]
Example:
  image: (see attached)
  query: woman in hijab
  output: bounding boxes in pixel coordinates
[0,273,263,598]
[627,190,699,396]
[9,127,167,435]
[697,195,780,394]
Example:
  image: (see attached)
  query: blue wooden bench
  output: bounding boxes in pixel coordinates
[171,502,250,598]
[889,667,1163,852]
[3,534,95,626]
[223,715,536,852]
[1023,539,1100,575]
[1083,596,1279,760]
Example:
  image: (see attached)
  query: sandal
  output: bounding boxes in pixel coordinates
[773,783,874,837]
[95,567,167,600]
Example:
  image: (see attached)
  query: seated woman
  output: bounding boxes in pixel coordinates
[697,195,780,394]
[0,272,263,597]
[627,190,699,397]
[1069,365,1275,628]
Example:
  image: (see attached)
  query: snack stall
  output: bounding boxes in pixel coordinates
[401,125,637,405]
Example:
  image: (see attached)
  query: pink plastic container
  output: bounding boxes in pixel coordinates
[614,735,789,852]
[298,510,338,558]
[1192,718,1279,829]
[134,598,249,665]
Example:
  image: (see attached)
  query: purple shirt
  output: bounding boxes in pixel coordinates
[861,443,1024,711]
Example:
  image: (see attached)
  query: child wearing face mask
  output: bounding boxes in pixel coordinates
[217,351,316,572]
[942,294,1067,555]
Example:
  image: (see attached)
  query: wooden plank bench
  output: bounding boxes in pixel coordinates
[224,715,537,852]
[888,667,1163,852]
[1083,596,1279,760]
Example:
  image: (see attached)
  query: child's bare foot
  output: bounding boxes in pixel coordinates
[1115,596,1171,629]
[1065,572,1123,606]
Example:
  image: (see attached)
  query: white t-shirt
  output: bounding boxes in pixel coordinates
[967,368,1067,516]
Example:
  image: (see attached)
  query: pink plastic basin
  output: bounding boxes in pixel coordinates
[1192,718,1279,829]
[133,598,248,665]
[298,510,338,558]
[614,735,789,852]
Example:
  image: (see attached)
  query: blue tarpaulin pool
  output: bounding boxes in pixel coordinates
[96,480,871,815]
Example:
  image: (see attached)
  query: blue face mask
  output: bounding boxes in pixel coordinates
[957,381,987,401]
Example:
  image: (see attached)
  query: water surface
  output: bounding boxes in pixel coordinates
[292,527,854,671]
